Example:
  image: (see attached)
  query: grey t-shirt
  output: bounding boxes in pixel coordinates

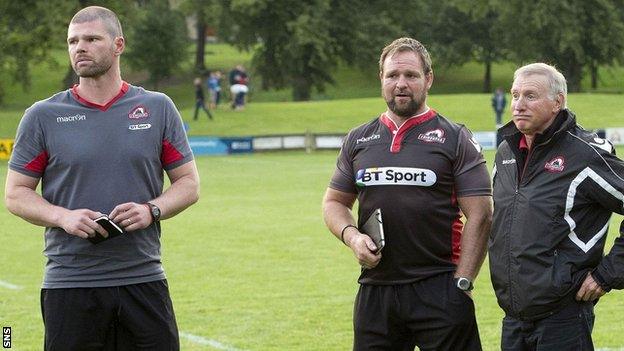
[9,82,193,288]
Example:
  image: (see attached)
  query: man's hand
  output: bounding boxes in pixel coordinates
[109,202,152,232]
[344,227,382,269]
[576,272,606,301]
[58,209,106,239]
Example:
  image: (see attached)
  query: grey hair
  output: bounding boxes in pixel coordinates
[70,6,123,38]
[514,63,567,108]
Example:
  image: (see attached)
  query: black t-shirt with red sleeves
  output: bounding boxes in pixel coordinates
[330,109,491,284]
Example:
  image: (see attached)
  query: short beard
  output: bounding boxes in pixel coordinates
[73,61,112,78]
[386,96,424,118]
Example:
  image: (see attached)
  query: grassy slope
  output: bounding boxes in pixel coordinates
[2,150,624,350]
[2,43,623,138]
[1,93,623,139]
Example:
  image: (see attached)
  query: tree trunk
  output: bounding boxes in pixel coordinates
[590,61,598,90]
[292,77,311,101]
[566,63,583,93]
[195,12,206,73]
[483,60,492,93]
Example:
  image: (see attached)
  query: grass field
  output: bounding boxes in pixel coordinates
[1,41,624,350]
[2,149,624,350]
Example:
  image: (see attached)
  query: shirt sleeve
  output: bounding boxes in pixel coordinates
[8,106,48,178]
[453,126,492,197]
[329,130,357,194]
[161,95,194,170]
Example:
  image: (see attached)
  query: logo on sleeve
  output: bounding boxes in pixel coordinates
[129,105,149,119]
[418,129,446,143]
[545,156,565,172]
[356,167,437,187]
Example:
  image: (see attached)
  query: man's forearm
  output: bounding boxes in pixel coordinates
[151,173,199,221]
[323,200,357,242]
[455,214,491,279]
[5,186,66,228]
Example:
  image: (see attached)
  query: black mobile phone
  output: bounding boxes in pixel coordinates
[89,215,125,244]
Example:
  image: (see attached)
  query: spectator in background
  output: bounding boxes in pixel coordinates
[207,70,222,110]
[229,64,249,111]
[492,87,506,146]
[194,77,213,120]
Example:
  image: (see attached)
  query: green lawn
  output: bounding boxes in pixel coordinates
[1,92,624,140]
[2,150,624,350]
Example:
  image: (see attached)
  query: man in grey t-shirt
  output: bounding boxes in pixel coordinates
[5,6,199,350]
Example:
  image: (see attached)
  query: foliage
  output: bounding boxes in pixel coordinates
[223,0,341,100]
[126,0,189,89]
[0,0,73,104]
[423,0,508,92]
[497,0,624,92]
[179,0,223,72]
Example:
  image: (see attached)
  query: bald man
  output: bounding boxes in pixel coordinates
[5,6,199,350]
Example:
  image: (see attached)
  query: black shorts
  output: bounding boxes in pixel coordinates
[41,280,179,351]
[353,272,482,351]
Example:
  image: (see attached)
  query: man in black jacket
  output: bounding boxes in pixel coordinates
[489,62,624,350]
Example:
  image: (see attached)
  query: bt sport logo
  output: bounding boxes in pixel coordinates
[356,167,437,187]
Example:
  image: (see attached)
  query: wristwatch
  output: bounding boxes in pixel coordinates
[454,277,474,291]
[146,202,161,222]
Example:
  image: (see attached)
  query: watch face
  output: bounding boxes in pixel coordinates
[149,204,160,220]
[456,277,473,291]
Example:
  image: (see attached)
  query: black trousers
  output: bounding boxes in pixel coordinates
[41,280,179,351]
[501,300,595,351]
[353,272,482,351]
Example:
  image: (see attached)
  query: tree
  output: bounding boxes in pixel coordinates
[421,0,507,93]
[499,0,624,92]
[179,0,222,73]
[223,0,424,101]
[0,0,73,105]
[126,0,188,89]
[223,0,338,100]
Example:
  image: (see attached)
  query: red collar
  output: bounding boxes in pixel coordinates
[519,134,529,151]
[71,81,129,111]
[380,109,437,153]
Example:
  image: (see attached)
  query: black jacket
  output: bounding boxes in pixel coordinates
[489,109,624,320]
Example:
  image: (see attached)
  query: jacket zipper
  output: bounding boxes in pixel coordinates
[507,146,534,316]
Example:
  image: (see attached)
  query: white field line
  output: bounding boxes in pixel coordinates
[179,331,247,351]
[0,280,22,290]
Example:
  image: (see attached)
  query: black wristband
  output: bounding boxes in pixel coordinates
[340,224,358,246]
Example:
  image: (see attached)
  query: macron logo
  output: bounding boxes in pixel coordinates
[56,114,86,123]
